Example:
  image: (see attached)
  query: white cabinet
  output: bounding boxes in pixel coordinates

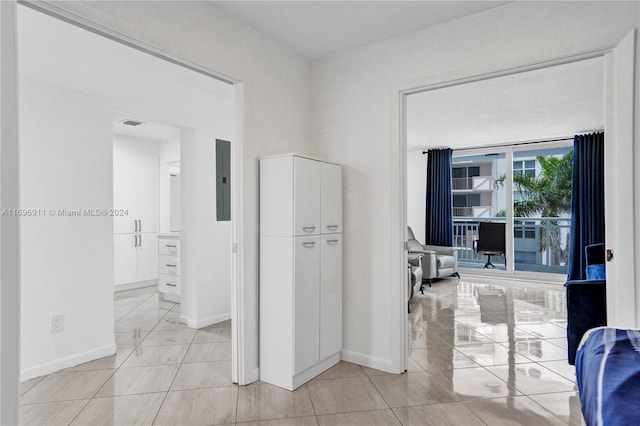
[321,163,342,234]
[320,234,342,359]
[260,154,342,390]
[113,141,158,235]
[113,138,159,290]
[293,158,321,236]
[158,234,180,302]
[113,233,158,286]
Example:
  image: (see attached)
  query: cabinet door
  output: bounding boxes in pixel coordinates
[136,152,159,233]
[113,142,138,234]
[137,233,159,281]
[293,157,321,236]
[321,163,342,234]
[114,234,138,285]
[293,236,320,375]
[320,234,342,359]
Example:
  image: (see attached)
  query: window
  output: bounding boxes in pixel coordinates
[513,160,535,178]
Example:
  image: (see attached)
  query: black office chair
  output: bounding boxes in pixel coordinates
[473,222,506,268]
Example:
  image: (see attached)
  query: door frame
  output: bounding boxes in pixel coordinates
[0,1,249,420]
[391,34,636,372]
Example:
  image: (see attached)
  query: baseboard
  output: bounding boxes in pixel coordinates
[21,343,116,382]
[160,292,180,303]
[341,349,396,374]
[186,312,231,329]
[114,279,157,292]
[245,367,260,385]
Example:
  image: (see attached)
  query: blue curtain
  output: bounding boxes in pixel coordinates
[567,132,605,281]
[425,148,453,246]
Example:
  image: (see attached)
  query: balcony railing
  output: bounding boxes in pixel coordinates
[453,206,493,218]
[452,176,493,191]
[453,217,571,274]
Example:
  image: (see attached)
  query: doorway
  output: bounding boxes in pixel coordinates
[15,0,243,411]
[396,33,636,372]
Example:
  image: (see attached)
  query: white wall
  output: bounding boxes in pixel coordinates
[311,1,640,372]
[47,1,312,380]
[181,130,232,328]
[19,80,115,380]
[406,150,426,241]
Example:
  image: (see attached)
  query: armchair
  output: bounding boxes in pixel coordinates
[407,227,459,290]
[407,252,423,312]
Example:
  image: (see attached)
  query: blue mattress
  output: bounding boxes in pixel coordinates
[576,327,640,426]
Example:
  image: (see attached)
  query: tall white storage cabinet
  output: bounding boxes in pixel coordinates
[260,154,342,390]
[113,138,159,289]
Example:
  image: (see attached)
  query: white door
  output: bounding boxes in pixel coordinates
[113,141,138,234]
[114,234,138,285]
[321,162,342,234]
[137,233,158,281]
[293,235,320,374]
[136,152,158,234]
[320,234,342,359]
[293,157,321,236]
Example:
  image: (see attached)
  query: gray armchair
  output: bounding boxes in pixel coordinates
[408,227,459,290]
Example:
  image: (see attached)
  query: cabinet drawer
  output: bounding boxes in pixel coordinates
[158,238,181,256]
[158,274,180,295]
[159,255,181,275]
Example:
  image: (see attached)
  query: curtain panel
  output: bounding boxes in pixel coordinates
[567,132,605,281]
[424,148,453,246]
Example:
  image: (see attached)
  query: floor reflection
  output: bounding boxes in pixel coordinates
[409,278,584,425]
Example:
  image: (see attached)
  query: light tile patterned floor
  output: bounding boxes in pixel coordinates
[20,280,585,425]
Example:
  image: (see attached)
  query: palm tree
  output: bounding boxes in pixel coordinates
[496,151,573,265]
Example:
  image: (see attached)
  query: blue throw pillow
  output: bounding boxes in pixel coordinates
[586,264,606,280]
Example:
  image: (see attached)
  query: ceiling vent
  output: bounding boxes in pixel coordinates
[120,119,144,127]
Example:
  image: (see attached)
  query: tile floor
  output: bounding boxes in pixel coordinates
[20,280,584,425]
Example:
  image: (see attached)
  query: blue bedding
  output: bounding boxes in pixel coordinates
[576,327,640,426]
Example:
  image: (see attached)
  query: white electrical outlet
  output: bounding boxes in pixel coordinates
[50,314,64,333]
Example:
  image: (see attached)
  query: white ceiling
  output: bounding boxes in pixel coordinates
[211,1,510,59]
[406,57,604,150]
[17,5,231,141]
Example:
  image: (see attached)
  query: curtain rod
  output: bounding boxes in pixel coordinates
[421,131,603,154]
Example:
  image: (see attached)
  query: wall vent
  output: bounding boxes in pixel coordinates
[120,119,144,127]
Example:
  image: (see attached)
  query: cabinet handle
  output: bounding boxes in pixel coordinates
[138,220,142,232]
[302,226,316,233]
[166,264,177,267]
[165,244,177,248]
[327,225,339,231]
[134,220,138,233]
[134,235,138,247]
[139,235,142,247]
[302,242,316,248]
[327,239,339,244]
[165,283,177,287]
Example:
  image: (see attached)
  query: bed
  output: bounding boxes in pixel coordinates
[575,327,640,426]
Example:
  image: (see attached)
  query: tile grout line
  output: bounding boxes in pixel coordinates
[150,300,195,425]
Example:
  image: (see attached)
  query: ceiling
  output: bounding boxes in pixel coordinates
[211,1,510,60]
[407,57,605,150]
[17,5,231,141]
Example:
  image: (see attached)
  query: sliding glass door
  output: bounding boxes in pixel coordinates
[452,151,507,270]
[452,141,573,277]
[512,146,573,274]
